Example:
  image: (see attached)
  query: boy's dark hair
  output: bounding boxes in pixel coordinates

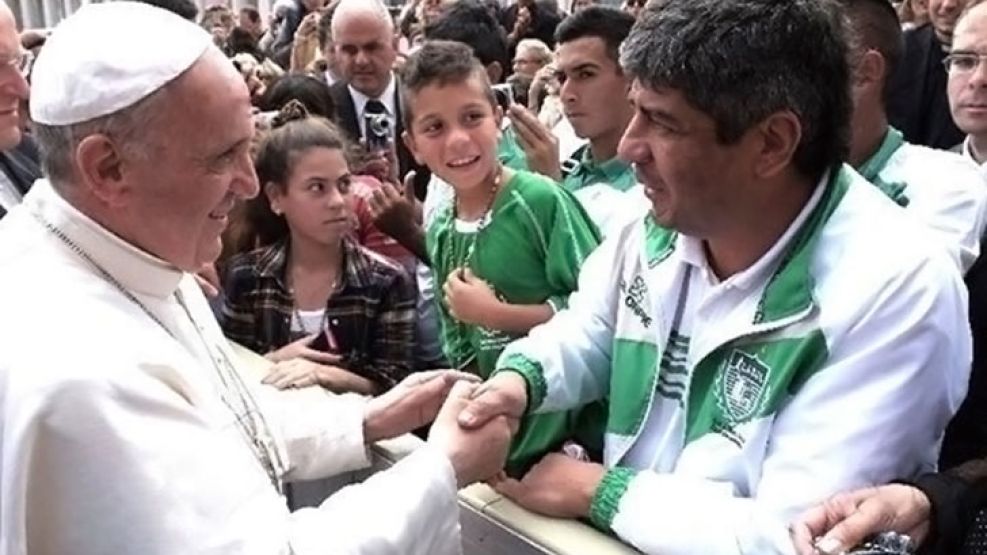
[621,0,851,183]
[555,6,635,64]
[400,40,496,128]
[135,0,198,21]
[260,73,337,121]
[424,0,510,80]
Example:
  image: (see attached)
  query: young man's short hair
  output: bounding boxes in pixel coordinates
[400,39,497,128]
[555,6,635,63]
[424,0,510,79]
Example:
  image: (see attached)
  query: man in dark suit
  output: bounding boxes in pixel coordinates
[329,0,429,197]
[0,4,39,220]
[886,0,969,149]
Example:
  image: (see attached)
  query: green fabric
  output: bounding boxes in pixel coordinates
[426,169,602,471]
[495,353,548,412]
[589,466,638,531]
[856,127,910,208]
[562,146,637,193]
[497,126,530,171]
[601,167,845,449]
[427,169,601,374]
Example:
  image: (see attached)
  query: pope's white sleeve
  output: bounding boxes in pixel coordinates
[495,222,628,412]
[16,372,460,555]
[598,251,971,555]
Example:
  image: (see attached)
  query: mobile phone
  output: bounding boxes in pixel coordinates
[492,83,515,112]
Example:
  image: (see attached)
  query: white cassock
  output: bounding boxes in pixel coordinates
[0,180,462,555]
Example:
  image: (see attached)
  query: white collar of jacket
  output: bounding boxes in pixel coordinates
[644,166,849,328]
[23,179,183,299]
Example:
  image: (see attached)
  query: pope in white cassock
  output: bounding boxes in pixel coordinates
[0,2,514,554]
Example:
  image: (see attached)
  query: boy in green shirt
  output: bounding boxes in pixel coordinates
[401,40,603,471]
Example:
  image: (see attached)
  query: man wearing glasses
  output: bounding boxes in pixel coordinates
[950,1,987,174]
[0,1,38,221]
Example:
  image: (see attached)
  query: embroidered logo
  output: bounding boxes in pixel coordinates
[715,350,771,423]
[620,275,653,328]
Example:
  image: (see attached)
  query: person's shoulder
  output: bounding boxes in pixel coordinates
[890,142,982,185]
[349,242,414,294]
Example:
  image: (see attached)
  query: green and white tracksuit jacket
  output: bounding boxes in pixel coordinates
[495,166,972,554]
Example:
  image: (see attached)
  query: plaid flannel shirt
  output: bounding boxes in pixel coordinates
[218,237,416,390]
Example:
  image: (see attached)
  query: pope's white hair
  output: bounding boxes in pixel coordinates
[331,0,394,39]
[34,86,170,187]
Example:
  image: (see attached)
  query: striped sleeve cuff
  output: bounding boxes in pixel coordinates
[493,352,547,412]
[589,466,638,532]
[546,295,568,313]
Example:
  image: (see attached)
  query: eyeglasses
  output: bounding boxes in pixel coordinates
[943,52,987,74]
[0,50,34,78]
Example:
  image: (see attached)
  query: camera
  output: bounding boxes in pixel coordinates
[363,112,392,152]
[492,83,515,112]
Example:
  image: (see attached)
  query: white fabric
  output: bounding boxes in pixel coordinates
[961,135,987,178]
[621,181,826,471]
[0,181,462,555]
[571,184,648,239]
[30,2,213,126]
[503,168,970,554]
[349,73,398,141]
[292,308,326,335]
[879,142,987,273]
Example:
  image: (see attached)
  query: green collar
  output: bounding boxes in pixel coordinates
[856,127,909,207]
[564,146,636,192]
[642,166,852,325]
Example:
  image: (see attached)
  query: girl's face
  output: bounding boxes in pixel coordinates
[403,74,503,195]
[266,147,353,247]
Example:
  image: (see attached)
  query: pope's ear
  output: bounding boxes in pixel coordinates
[74,133,130,207]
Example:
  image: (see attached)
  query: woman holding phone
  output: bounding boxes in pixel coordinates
[219,101,415,395]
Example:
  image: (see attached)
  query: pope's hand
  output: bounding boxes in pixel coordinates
[429,381,513,487]
[458,370,528,429]
[363,370,479,443]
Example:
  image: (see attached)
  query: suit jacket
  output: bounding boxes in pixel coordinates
[329,79,431,200]
[886,24,966,150]
[0,135,42,220]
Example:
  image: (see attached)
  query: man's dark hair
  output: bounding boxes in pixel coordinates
[240,6,261,25]
[425,0,510,80]
[400,40,496,128]
[555,6,634,64]
[835,0,903,93]
[135,0,198,21]
[620,0,851,182]
[260,73,337,120]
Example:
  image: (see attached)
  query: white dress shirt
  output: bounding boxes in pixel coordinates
[0,180,462,555]
[349,73,398,142]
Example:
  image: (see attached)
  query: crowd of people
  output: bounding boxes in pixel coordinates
[2,0,987,553]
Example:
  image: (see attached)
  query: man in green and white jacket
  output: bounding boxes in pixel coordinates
[459,1,973,554]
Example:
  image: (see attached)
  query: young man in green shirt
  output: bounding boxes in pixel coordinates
[509,6,644,236]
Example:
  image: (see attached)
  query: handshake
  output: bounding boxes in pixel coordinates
[363,370,529,487]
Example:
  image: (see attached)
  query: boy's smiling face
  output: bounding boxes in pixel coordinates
[402,73,503,195]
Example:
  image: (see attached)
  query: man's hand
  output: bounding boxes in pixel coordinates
[444,267,501,326]
[428,381,514,487]
[507,104,562,181]
[265,334,344,365]
[511,6,532,39]
[491,452,605,519]
[353,141,400,184]
[262,358,327,389]
[367,171,423,240]
[790,484,931,555]
[363,370,480,443]
[294,11,319,42]
[458,371,528,428]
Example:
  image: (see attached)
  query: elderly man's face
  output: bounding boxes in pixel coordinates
[333,11,397,98]
[948,4,987,137]
[123,50,259,271]
[617,80,755,238]
[0,6,29,151]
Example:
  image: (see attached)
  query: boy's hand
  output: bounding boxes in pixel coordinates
[444,267,501,326]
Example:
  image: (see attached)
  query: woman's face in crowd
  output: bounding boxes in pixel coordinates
[267,147,353,247]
